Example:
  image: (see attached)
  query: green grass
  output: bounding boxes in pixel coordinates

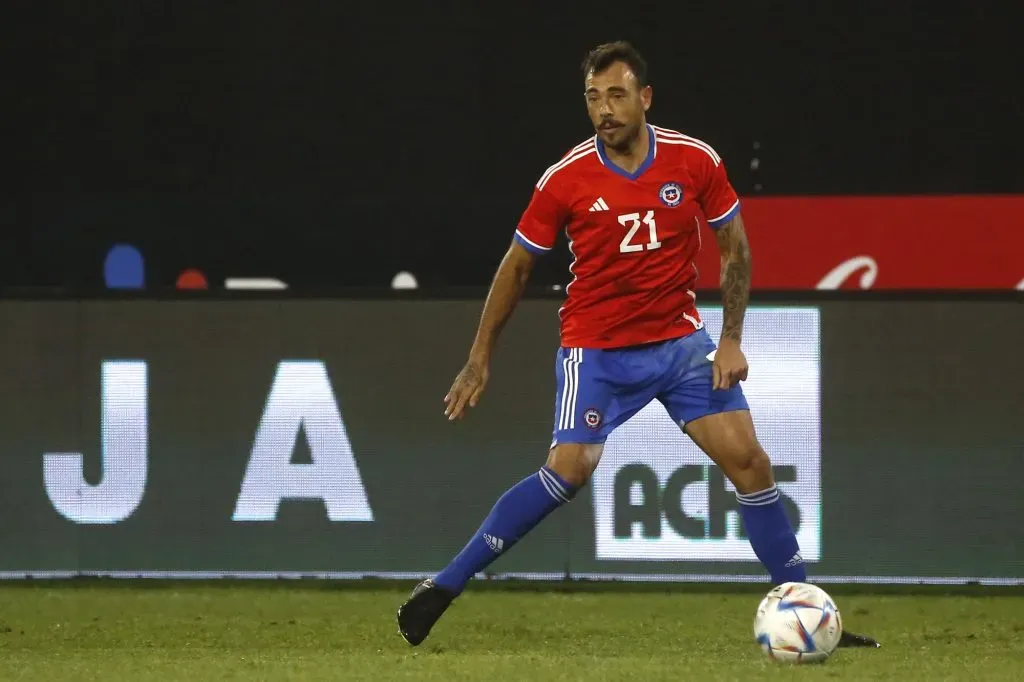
[0,581,1021,680]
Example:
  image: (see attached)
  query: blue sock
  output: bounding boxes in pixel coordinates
[434,466,577,595]
[738,485,807,585]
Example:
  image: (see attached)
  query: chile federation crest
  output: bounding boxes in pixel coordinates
[658,182,683,207]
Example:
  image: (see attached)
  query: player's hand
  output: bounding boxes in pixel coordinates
[444,358,489,421]
[713,338,749,390]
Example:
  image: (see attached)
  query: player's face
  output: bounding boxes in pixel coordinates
[584,61,651,151]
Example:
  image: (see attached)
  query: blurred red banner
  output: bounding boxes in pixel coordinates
[695,196,1024,290]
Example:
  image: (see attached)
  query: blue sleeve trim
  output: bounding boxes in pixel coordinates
[707,200,741,229]
[514,230,552,255]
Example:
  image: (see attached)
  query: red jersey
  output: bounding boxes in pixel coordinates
[515,124,741,349]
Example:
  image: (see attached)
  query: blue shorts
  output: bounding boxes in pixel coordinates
[551,328,749,446]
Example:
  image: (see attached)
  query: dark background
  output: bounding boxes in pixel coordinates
[4,2,1020,290]
[0,298,1020,579]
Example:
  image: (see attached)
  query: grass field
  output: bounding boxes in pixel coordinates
[0,581,1021,681]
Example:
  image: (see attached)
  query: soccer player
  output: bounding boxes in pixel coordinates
[397,41,879,649]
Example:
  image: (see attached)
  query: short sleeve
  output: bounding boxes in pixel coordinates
[515,186,570,255]
[698,156,741,229]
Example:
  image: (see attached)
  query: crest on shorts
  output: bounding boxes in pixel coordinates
[659,182,683,207]
[583,408,602,429]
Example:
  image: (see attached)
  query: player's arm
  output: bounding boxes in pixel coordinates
[695,144,750,390]
[443,241,536,421]
[469,241,537,364]
[716,213,752,346]
[711,212,751,390]
[443,185,564,421]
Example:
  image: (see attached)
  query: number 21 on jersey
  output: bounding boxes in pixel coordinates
[618,210,661,253]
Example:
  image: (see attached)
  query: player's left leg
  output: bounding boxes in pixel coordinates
[657,329,880,648]
[683,409,879,648]
[682,409,804,584]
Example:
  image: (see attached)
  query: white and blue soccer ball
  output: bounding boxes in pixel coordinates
[753,582,843,663]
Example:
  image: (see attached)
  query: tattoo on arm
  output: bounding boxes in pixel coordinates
[715,214,752,343]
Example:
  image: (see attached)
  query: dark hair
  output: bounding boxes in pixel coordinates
[581,41,649,87]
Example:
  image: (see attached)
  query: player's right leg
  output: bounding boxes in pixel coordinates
[397,346,634,646]
[395,446,585,646]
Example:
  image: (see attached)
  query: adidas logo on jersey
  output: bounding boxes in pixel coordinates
[483,534,505,554]
[588,197,610,212]
[785,552,804,568]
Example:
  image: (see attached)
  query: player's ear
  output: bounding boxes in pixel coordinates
[641,85,652,111]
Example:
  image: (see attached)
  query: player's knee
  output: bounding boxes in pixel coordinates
[545,443,602,488]
[729,446,774,495]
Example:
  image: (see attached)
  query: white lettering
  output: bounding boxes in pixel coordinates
[815,256,879,290]
[43,361,148,524]
[618,211,661,253]
[233,361,374,522]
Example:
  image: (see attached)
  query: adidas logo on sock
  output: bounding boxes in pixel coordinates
[785,552,804,567]
[483,534,504,554]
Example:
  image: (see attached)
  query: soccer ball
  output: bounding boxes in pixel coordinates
[753,582,843,663]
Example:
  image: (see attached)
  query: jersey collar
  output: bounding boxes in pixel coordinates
[595,124,656,181]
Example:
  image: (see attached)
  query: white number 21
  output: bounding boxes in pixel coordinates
[618,210,661,253]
